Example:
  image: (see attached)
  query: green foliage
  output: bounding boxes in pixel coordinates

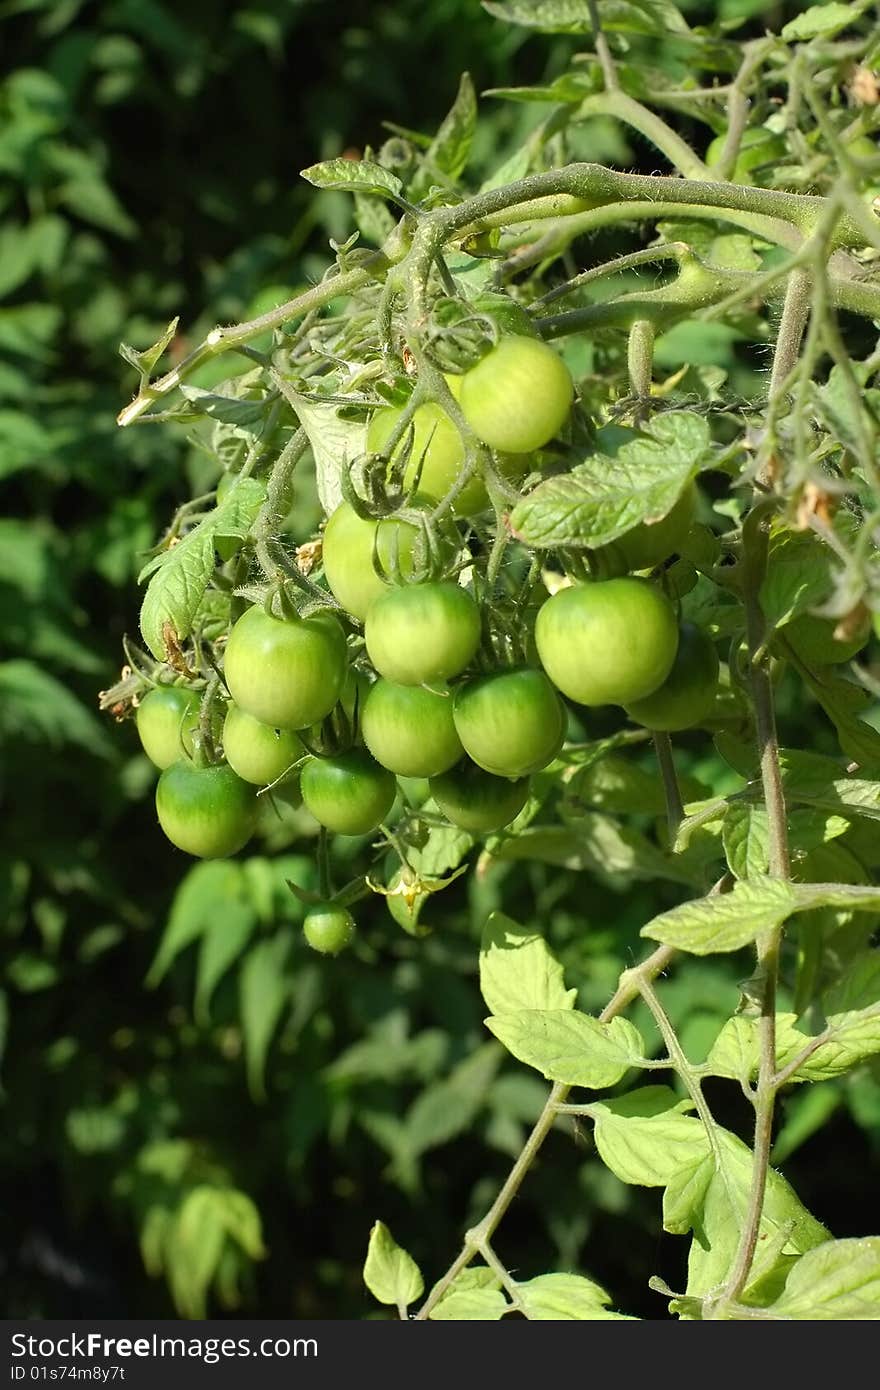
[6,0,880,1327]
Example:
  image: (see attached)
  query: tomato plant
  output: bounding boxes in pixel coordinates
[222,704,305,786]
[429,759,530,833]
[459,336,574,453]
[535,579,679,707]
[361,678,462,777]
[365,581,481,686]
[136,685,201,770]
[452,668,566,778]
[300,748,396,835]
[224,604,348,729]
[303,904,356,955]
[103,0,880,1327]
[155,760,258,858]
[624,622,719,731]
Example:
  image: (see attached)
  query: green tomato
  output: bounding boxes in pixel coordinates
[365,581,481,686]
[784,611,871,666]
[156,760,257,858]
[367,390,528,518]
[222,704,304,786]
[429,759,529,833]
[452,668,566,778]
[224,604,347,729]
[459,336,573,453]
[624,623,719,731]
[303,904,355,955]
[535,578,679,706]
[136,686,200,770]
[593,484,697,576]
[300,748,396,835]
[361,679,463,777]
[322,500,419,622]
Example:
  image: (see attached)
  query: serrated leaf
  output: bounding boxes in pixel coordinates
[483,0,688,36]
[300,158,403,200]
[782,3,860,40]
[430,1284,509,1319]
[705,1005,880,1084]
[411,73,477,199]
[479,912,576,1016]
[138,477,265,659]
[760,527,832,631]
[516,1272,633,1319]
[722,802,770,880]
[663,1154,714,1235]
[641,876,799,955]
[490,814,698,886]
[363,1221,424,1309]
[486,1011,645,1088]
[780,749,880,821]
[767,1238,880,1319]
[510,412,710,549]
[273,381,367,515]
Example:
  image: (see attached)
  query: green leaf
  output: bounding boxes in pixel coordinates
[491,815,698,886]
[119,318,179,383]
[780,749,880,822]
[430,1267,509,1320]
[782,3,860,40]
[403,1042,501,1157]
[705,1005,880,1085]
[148,862,246,986]
[0,660,111,757]
[138,477,265,659]
[194,898,258,1025]
[483,0,689,36]
[300,158,403,201]
[510,412,711,549]
[486,1011,645,1088]
[479,912,576,1016]
[363,1220,424,1309]
[515,1272,634,1319]
[662,1154,714,1235]
[722,802,769,880]
[759,527,833,632]
[239,932,292,1100]
[641,876,799,955]
[411,74,477,198]
[591,1087,706,1187]
[274,381,367,515]
[767,1238,880,1318]
[168,1187,227,1319]
[686,1132,827,1302]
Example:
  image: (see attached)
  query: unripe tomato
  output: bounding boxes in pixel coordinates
[429,760,530,833]
[224,604,347,730]
[459,336,574,453]
[624,622,719,730]
[222,704,304,786]
[535,578,679,706]
[593,484,697,576]
[365,581,481,686]
[361,679,463,777]
[156,760,258,858]
[322,501,419,621]
[452,668,566,778]
[784,611,871,666]
[303,904,355,955]
[300,748,396,835]
[136,686,200,770]
[367,392,527,517]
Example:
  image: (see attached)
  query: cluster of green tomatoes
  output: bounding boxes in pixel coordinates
[139,330,874,954]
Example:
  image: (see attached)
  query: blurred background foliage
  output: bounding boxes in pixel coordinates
[1,0,878,1320]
